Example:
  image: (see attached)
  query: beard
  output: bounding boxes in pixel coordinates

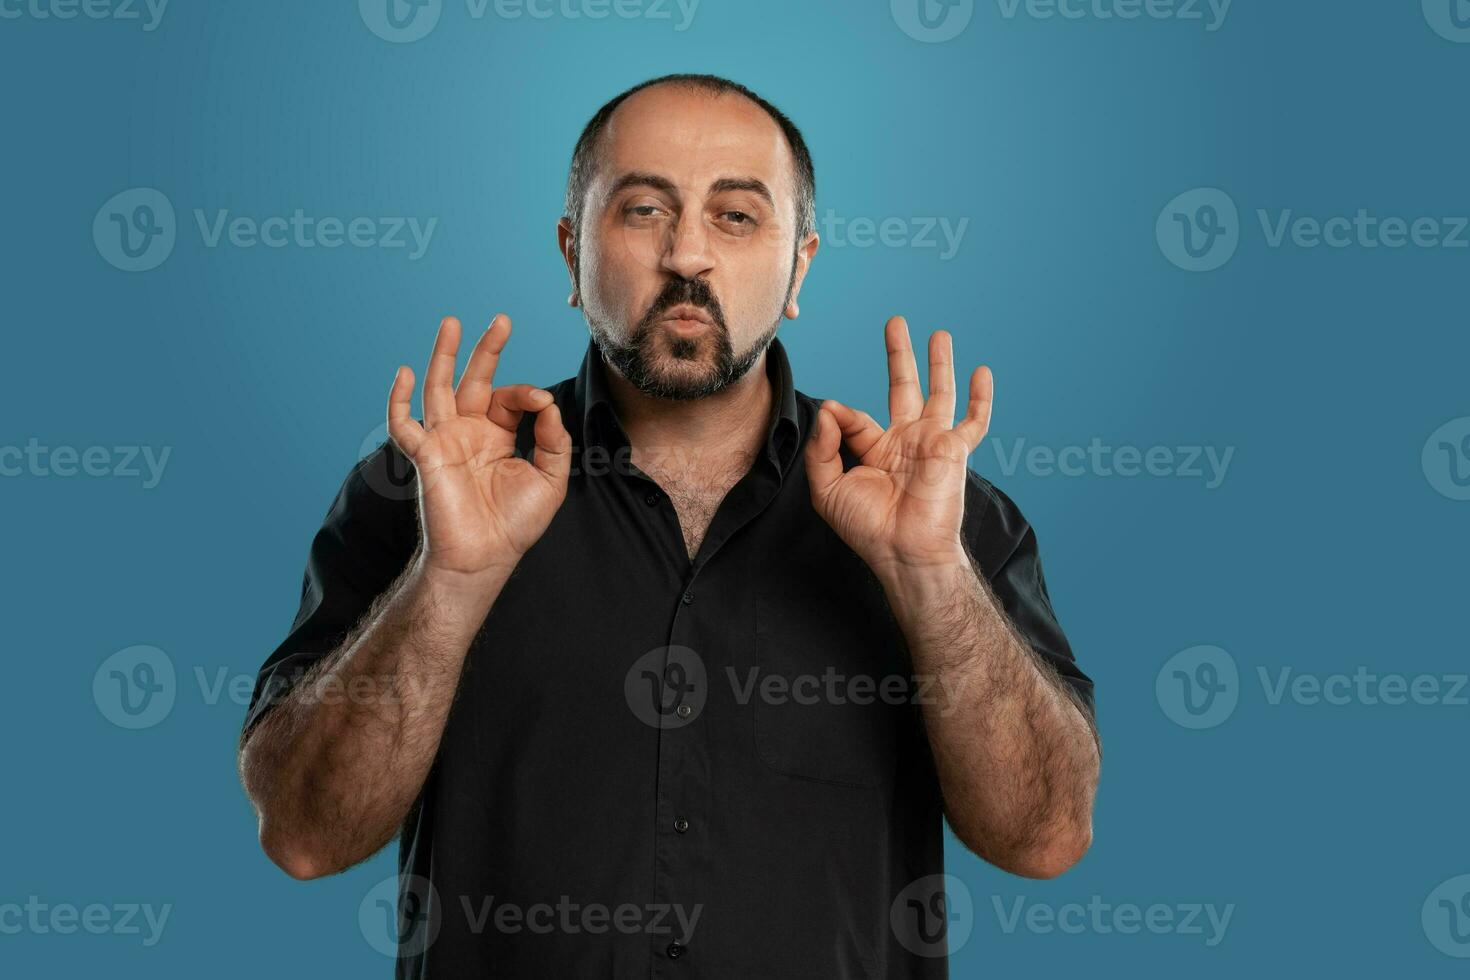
[586,261,795,401]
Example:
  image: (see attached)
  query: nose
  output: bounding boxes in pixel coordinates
[659,208,715,282]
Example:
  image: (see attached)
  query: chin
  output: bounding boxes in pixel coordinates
[643,358,724,400]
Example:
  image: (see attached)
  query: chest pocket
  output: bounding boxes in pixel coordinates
[750,584,913,790]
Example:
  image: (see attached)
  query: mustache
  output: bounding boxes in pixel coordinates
[637,277,727,334]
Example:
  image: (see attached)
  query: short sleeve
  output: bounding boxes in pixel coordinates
[241,440,420,736]
[961,471,1095,725]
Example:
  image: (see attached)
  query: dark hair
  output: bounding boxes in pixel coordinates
[563,74,816,267]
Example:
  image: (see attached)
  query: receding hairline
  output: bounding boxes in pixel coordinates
[578,82,798,213]
[563,74,817,249]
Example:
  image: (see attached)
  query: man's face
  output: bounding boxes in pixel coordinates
[560,85,818,400]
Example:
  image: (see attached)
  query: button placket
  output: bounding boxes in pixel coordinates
[654,570,706,974]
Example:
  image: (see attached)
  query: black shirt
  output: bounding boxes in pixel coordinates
[244,337,1094,979]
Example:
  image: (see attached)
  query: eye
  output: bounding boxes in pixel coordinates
[722,211,753,225]
[626,205,664,218]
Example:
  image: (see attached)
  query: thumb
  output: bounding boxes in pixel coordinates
[805,406,844,504]
[531,402,572,486]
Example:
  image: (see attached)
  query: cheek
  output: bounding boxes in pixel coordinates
[722,248,794,324]
[581,229,650,315]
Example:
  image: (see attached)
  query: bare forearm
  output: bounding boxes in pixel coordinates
[879,549,1099,879]
[240,552,508,879]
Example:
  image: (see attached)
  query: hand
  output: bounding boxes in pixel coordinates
[387,315,571,583]
[805,316,993,574]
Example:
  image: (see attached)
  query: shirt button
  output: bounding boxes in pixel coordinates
[675,704,693,719]
[674,817,690,833]
[644,492,660,506]
[681,591,694,605]
[666,942,686,959]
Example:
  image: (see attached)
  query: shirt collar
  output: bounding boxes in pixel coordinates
[573,335,803,474]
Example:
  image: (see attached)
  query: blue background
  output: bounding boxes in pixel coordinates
[2,0,1467,975]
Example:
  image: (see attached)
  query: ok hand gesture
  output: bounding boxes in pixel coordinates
[388,315,571,583]
[805,316,993,575]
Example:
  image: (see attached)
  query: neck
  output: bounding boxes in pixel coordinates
[603,352,775,478]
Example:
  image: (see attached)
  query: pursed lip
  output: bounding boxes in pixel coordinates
[660,305,713,326]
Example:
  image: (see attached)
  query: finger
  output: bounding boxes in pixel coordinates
[532,401,572,484]
[886,316,924,424]
[386,365,427,458]
[922,330,956,425]
[823,399,884,459]
[424,316,462,426]
[804,405,845,503]
[455,314,510,417]
[954,365,994,451]
[487,384,553,436]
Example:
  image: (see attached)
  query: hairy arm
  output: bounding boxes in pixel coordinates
[239,553,507,880]
[805,318,1099,879]
[238,314,570,880]
[880,548,1100,879]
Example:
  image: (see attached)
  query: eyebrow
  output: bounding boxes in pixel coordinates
[606,171,775,209]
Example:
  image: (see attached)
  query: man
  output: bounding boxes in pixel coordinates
[238,73,1099,978]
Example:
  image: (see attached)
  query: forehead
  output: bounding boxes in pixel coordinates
[594,85,795,202]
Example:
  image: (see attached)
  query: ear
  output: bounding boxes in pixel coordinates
[557,217,580,307]
[783,231,820,320]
